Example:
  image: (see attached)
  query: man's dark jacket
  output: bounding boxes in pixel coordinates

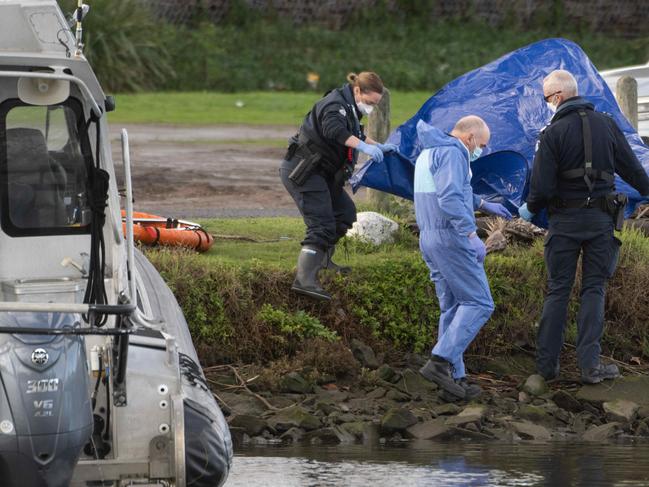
[527,96,649,213]
[289,84,365,174]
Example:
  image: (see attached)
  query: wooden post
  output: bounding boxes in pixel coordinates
[366,87,391,211]
[616,76,638,130]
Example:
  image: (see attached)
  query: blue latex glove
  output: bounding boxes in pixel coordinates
[518,203,535,222]
[357,140,384,163]
[469,233,486,263]
[480,200,513,220]
[376,143,399,153]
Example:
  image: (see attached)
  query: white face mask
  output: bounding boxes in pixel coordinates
[357,102,374,115]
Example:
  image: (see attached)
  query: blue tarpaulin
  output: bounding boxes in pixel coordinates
[351,38,649,220]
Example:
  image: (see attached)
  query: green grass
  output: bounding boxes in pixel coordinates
[108,91,431,128]
[196,216,419,269]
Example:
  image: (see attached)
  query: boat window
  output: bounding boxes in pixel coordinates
[0,98,91,237]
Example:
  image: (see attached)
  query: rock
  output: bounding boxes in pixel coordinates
[350,339,380,369]
[341,421,381,443]
[553,408,572,425]
[446,405,488,427]
[405,418,452,440]
[510,421,551,441]
[576,376,649,406]
[397,369,438,395]
[582,422,621,442]
[518,391,531,403]
[228,426,247,448]
[366,387,387,400]
[517,405,550,424]
[603,399,639,423]
[302,426,356,445]
[228,415,268,436]
[552,390,583,413]
[637,406,649,420]
[315,388,350,402]
[635,420,649,437]
[218,392,267,417]
[279,372,313,394]
[380,408,418,433]
[347,211,399,245]
[386,389,411,402]
[269,406,321,432]
[280,427,304,444]
[377,364,397,382]
[433,403,461,416]
[315,400,338,416]
[521,374,548,397]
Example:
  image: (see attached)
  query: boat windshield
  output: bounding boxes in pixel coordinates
[0,98,91,236]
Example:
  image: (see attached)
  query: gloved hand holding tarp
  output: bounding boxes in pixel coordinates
[351,38,649,222]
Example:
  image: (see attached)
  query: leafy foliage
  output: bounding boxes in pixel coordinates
[57,0,172,92]
[256,304,337,342]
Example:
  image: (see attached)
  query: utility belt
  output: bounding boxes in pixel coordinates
[285,142,352,186]
[550,193,628,230]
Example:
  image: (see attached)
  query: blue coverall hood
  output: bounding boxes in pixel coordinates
[416,120,468,154]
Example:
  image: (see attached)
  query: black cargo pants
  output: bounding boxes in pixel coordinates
[536,207,621,377]
[280,157,356,251]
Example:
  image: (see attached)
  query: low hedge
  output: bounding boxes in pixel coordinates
[145,227,649,367]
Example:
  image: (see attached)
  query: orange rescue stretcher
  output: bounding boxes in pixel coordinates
[121,211,214,252]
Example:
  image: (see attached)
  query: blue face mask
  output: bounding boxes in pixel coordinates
[469,136,483,162]
[470,146,482,162]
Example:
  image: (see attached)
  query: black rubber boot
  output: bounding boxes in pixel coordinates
[322,246,351,275]
[291,246,331,301]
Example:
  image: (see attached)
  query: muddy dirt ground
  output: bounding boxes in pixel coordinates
[110,124,368,219]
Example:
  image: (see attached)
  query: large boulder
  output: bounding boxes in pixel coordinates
[228,415,268,436]
[445,405,488,427]
[380,407,418,433]
[576,376,649,406]
[406,418,452,440]
[279,372,313,394]
[350,339,380,369]
[582,422,621,442]
[603,400,639,423]
[347,211,399,245]
[510,421,551,441]
[268,406,321,432]
[521,374,548,397]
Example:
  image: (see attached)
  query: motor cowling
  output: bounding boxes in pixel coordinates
[0,312,92,487]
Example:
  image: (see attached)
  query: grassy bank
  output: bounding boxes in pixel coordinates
[108,91,431,128]
[144,217,649,372]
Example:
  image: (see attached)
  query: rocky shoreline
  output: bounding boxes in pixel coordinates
[209,341,649,448]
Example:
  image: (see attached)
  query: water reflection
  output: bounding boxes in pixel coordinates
[226,441,649,487]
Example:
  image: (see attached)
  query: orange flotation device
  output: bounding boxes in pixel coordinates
[121,211,214,252]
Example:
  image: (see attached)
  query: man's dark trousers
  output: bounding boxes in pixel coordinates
[537,207,621,377]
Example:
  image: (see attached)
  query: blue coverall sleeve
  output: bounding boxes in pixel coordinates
[472,194,482,210]
[432,150,476,236]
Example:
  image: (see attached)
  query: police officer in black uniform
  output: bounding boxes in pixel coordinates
[519,69,649,384]
[280,72,397,301]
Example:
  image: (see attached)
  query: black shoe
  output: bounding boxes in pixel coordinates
[538,363,560,381]
[455,377,482,400]
[419,357,466,399]
[291,246,331,301]
[581,363,620,385]
[322,246,351,275]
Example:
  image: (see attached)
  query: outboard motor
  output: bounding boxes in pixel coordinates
[0,312,92,487]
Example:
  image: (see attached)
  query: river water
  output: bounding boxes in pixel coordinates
[226,441,649,487]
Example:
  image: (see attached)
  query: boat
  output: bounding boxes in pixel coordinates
[122,211,215,252]
[0,1,232,485]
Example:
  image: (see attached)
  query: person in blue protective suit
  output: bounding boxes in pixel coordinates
[416,116,512,400]
[280,72,398,301]
[518,70,649,384]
